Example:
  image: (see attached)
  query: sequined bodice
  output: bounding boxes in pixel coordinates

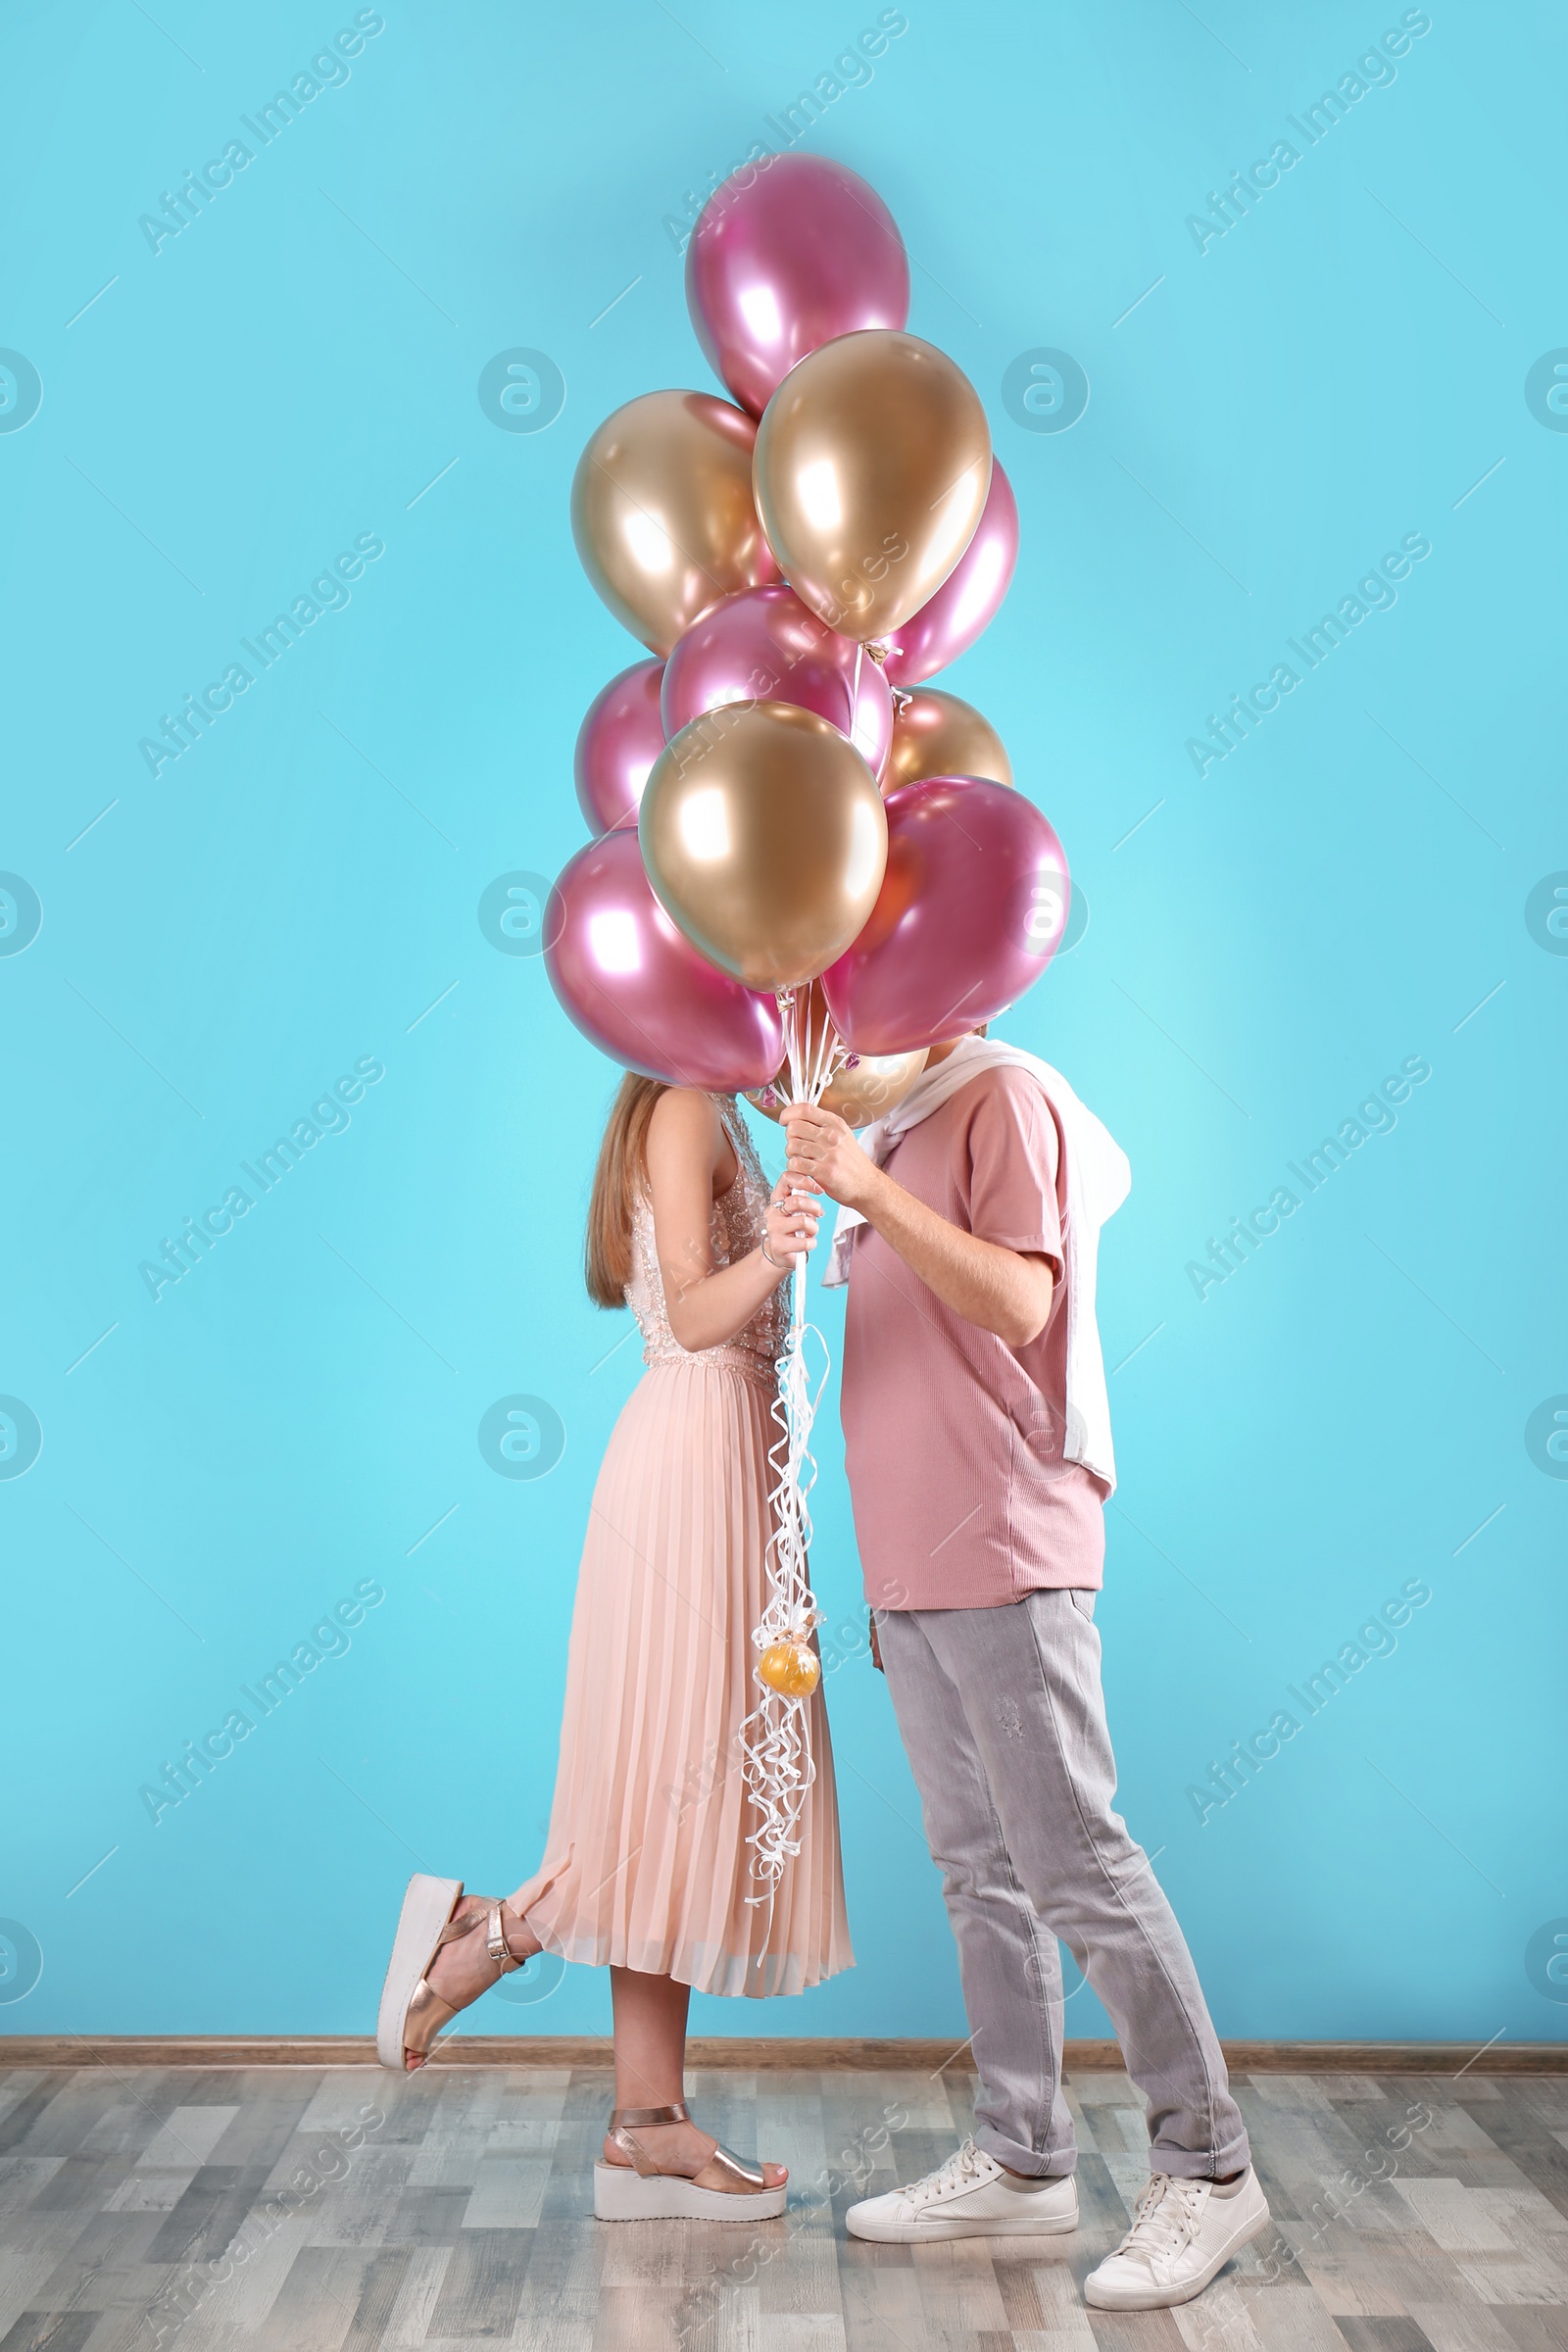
[625,1098,785,1378]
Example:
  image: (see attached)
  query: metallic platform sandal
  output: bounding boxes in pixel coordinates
[593,2101,788,2222]
[376,1873,532,2073]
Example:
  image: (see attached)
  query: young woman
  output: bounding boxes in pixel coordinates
[376,1080,853,2220]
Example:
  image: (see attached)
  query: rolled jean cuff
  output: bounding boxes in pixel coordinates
[974,2122,1075,2180]
[1152,2127,1252,2182]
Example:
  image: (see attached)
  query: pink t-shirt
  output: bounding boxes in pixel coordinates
[840,1066,1107,1610]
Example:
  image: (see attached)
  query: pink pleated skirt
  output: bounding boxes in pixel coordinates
[513,1357,854,1997]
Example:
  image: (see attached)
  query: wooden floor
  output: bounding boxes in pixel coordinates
[0,2059,1564,2350]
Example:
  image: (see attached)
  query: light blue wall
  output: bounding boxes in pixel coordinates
[4,0,1564,2048]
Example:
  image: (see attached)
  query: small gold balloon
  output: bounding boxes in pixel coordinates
[754,330,992,642]
[822,1046,929,1128]
[640,702,887,990]
[571,391,778,656]
[758,1640,820,1697]
[750,1050,927,1128]
[885,688,1013,795]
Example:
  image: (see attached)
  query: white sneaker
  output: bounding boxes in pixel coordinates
[845,2137,1078,2242]
[1084,2167,1270,2309]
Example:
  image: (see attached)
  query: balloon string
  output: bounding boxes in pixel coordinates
[740,986,844,1910]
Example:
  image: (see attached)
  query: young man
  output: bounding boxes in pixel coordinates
[783,1032,1268,2314]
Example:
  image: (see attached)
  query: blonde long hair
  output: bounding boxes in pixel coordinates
[584,1073,668,1307]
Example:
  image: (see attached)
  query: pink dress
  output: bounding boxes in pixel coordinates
[514,1099,854,1996]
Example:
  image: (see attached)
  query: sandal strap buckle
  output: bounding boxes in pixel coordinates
[486,1903,518,1968]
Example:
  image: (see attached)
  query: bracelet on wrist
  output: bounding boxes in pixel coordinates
[760,1238,786,1272]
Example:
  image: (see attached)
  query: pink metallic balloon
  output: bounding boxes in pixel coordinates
[820,777,1070,1055]
[880,461,1019,686]
[545,827,785,1089]
[662,585,893,779]
[574,660,665,834]
[685,155,910,419]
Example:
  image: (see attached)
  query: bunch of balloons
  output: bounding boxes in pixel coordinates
[543,155,1073,1901]
[545,152,1072,1118]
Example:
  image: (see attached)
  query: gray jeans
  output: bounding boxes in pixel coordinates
[878,1590,1250,2181]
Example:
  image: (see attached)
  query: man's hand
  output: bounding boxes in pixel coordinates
[787,1099,1054,1348]
[783,1102,882,1213]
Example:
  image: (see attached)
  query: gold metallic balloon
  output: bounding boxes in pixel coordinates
[823,1044,929,1127]
[884,688,1013,795]
[571,391,779,657]
[640,702,887,989]
[758,1640,820,1697]
[753,330,992,643]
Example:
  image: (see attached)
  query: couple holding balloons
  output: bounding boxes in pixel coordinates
[375,156,1269,2312]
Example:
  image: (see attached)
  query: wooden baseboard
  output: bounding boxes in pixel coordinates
[1,2034,1563,2074]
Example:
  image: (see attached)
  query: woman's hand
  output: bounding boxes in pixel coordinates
[762,1172,821,1276]
[782,1103,881,1213]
